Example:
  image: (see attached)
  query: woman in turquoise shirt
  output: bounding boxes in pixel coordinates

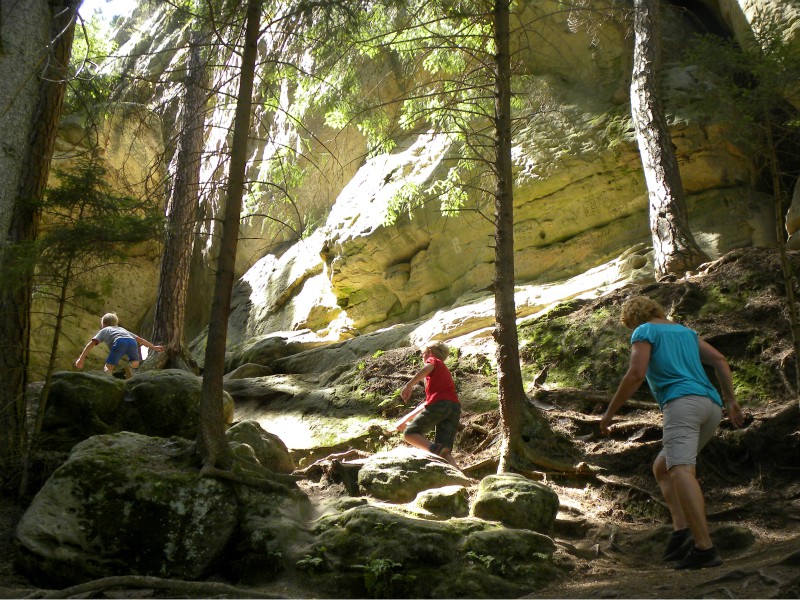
[600,296,744,570]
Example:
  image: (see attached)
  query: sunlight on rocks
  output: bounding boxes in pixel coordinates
[257,414,381,450]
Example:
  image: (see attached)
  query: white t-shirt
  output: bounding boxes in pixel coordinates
[93,326,135,348]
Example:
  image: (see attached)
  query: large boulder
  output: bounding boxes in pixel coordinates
[117,369,234,438]
[471,474,560,533]
[461,527,556,560]
[304,503,562,598]
[18,419,309,587]
[15,433,238,585]
[414,485,470,518]
[39,372,126,451]
[226,420,295,474]
[222,482,312,584]
[357,447,472,503]
[39,370,234,453]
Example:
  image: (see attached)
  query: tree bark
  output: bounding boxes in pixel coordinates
[492,0,528,473]
[198,0,262,470]
[0,0,81,488]
[630,0,708,281]
[153,32,207,367]
[765,114,800,397]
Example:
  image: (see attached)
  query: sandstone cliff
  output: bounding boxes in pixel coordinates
[35,0,800,375]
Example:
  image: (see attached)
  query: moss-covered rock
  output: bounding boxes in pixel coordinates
[14,433,238,586]
[39,372,126,452]
[357,447,472,503]
[222,484,312,584]
[471,474,560,533]
[461,527,556,562]
[414,485,470,518]
[226,419,294,474]
[118,369,233,438]
[303,504,562,598]
[39,370,234,454]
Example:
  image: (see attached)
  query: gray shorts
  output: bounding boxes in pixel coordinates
[405,401,461,448]
[659,395,722,469]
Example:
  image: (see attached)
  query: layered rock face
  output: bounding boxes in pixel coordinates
[198,2,780,347]
[42,1,798,370]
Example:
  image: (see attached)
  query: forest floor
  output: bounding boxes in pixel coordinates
[1,248,800,598]
[4,401,795,599]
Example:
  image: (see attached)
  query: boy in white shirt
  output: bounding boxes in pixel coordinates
[75,312,163,378]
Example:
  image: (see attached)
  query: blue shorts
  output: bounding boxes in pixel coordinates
[106,337,140,365]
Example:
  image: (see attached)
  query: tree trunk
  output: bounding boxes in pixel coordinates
[492,0,528,473]
[153,32,207,368]
[630,0,708,281]
[765,115,800,397]
[198,0,262,470]
[0,0,81,488]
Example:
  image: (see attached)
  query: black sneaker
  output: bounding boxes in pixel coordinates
[674,546,723,570]
[663,528,693,561]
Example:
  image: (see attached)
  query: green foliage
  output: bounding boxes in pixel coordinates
[65,15,120,116]
[698,284,746,316]
[353,557,415,599]
[729,359,777,405]
[684,14,800,193]
[28,153,164,374]
[296,1,518,224]
[518,301,628,392]
[296,553,326,574]
[39,158,163,266]
[465,550,498,570]
[296,542,328,573]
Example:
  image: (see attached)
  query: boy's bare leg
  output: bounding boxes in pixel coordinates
[438,447,458,468]
[404,433,458,467]
[404,432,433,452]
[124,364,134,379]
[104,363,115,376]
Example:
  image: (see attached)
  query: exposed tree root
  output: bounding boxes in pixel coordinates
[516,446,603,475]
[200,453,302,493]
[596,474,669,510]
[293,449,369,480]
[26,575,282,599]
[533,388,656,412]
[148,348,200,374]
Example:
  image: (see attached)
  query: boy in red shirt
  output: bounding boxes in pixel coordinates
[398,341,460,467]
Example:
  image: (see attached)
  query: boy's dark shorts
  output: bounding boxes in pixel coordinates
[405,400,461,448]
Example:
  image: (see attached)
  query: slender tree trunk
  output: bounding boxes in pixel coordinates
[36,258,74,436]
[198,0,261,470]
[0,0,81,488]
[153,32,207,367]
[630,0,708,280]
[492,0,528,473]
[18,255,73,496]
[765,115,800,396]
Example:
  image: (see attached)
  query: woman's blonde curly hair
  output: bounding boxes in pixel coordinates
[421,340,449,361]
[620,296,665,329]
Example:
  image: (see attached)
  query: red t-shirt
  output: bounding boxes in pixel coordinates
[424,356,459,405]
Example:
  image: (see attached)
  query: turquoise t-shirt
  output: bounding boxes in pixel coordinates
[631,322,722,409]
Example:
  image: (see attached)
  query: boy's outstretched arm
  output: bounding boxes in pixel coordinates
[75,339,98,369]
[134,334,164,353]
[399,363,434,403]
